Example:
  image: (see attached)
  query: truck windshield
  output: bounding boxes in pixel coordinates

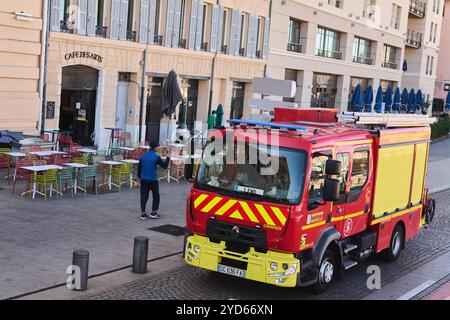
[196,142,307,205]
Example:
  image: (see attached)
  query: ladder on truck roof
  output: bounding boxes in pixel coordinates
[338,112,436,128]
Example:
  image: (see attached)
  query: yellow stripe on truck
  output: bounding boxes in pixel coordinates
[214,199,237,216]
[254,204,275,226]
[271,207,287,225]
[194,194,208,208]
[239,201,259,223]
[201,197,223,213]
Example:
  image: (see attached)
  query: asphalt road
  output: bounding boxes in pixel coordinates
[83,189,450,300]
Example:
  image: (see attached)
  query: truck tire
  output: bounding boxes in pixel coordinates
[384,224,404,262]
[313,248,336,294]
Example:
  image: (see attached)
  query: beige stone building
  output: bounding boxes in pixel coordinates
[266,0,443,112]
[43,0,270,149]
[434,0,450,109]
[0,0,44,134]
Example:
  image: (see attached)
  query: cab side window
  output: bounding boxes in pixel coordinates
[336,153,350,195]
[308,151,331,209]
[350,150,369,192]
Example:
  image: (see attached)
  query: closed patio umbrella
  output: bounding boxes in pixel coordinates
[384,87,393,113]
[363,85,373,112]
[446,91,450,111]
[408,89,416,112]
[393,87,401,112]
[374,86,383,113]
[161,70,183,118]
[351,84,363,112]
[215,104,224,127]
[416,89,424,111]
[401,88,409,113]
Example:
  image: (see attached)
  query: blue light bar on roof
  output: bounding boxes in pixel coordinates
[227,119,309,131]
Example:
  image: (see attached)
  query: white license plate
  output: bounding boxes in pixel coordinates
[217,265,246,278]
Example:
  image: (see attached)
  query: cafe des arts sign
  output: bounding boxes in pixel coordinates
[64,51,104,64]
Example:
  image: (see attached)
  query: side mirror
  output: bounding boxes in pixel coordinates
[326,160,342,176]
[323,178,340,202]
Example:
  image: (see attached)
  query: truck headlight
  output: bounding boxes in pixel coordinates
[193,245,200,254]
[284,263,298,276]
[270,262,278,271]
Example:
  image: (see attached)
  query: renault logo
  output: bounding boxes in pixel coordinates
[232,226,240,235]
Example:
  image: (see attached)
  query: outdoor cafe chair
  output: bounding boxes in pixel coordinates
[111,162,132,191]
[70,153,89,165]
[58,166,74,198]
[33,169,60,201]
[113,154,124,161]
[0,153,10,176]
[0,147,11,153]
[30,146,42,152]
[79,165,98,195]
[32,160,47,166]
[12,160,32,194]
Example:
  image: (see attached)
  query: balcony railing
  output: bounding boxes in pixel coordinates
[316,48,342,60]
[239,48,245,57]
[179,38,187,49]
[409,0,426,18]
[353,56,373,65]
[60,20,74,33]
[382,61,398,69]
[256,50,262,59]
[406,29,422,48]
[95,26,107,38]
[154,35,163,46]
[126,30,137,42]
[221,45,228,54]
[201,42,208,52]
[287,43,302,53]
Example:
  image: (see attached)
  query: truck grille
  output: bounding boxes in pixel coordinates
[206,219,267,253]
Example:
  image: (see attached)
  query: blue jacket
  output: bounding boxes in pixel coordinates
[138,150,170,181]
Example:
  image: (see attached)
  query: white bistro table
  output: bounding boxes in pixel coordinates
[78,148,97,154]
[21,165,63,199]
[64,163,88,194]
[28,150,66,158]
[99,160,122,191]
[117,146,135,158]
[1,152,27,181]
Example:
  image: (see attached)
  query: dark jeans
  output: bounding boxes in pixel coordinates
[140,180,160,213]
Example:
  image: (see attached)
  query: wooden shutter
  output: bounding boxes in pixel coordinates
[110,0,121,39]
[118,0,129,40]
[87,0,98,37]
[172,0,182,47]
[262,17,270,59]
[165,0,175,46]
[234,11,242,56]
[50,0,61,31]
[247,15,258,58]
[217,5,224,53]
[210,4,219,53]
[189,0,199,50]
[148,0,157,44]
[195,1,204,50]
[77,0,88,35]
[140,0,150,43]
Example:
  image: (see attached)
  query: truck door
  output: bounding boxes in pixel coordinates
[305,150,333,236]
[341,147,372,238]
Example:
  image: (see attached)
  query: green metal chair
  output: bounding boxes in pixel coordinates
[111,162,132,191]
[58,167,74,198]
[34,169,60,200]
[0,147,11,153]
[70,153,90,165]
[79,165,98,195]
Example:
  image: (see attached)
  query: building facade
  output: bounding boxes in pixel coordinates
[43,0,270,150]
[403,0,444,105]
[0,0,44,134]
[266,0,444,112]
[434,0,450,109]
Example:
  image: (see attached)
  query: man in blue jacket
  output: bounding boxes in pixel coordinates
[137,143,170,220]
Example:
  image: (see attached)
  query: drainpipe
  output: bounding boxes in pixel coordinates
[138,48,148,143]
[39,0,50,135]
[207,0,220,117]
[263,0,272,78]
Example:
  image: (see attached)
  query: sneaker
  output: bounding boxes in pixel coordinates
[149,212,161,220]
[140,213,150,220]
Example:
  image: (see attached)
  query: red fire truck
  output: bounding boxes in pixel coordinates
[184,108,436,293]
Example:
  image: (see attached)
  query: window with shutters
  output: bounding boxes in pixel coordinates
[178,0,187,48]
[239,13,246,56]
[155,0,161,39]
[200,4,208,50]
[221,8,230,53]
[59,0,72,32]
[126,0,136,41]
[255,17,262,58]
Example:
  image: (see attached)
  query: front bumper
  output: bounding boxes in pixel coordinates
[184,234,300,287]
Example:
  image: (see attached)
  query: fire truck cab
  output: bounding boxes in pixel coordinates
[183,108,436,293]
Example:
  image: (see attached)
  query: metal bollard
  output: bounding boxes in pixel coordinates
[72,249,89,291]
[132,236,149,274]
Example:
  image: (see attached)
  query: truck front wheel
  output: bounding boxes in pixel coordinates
[384,224,404,262]
[313,248,336,294]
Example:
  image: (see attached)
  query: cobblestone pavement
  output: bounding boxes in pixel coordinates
[82,189,450,300]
